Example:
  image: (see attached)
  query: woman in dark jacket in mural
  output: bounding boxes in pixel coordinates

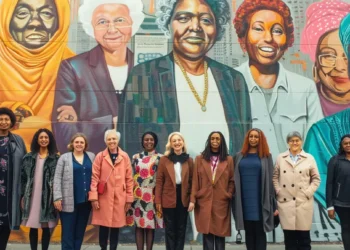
[118,0,251,157]
[21,129,59,250]
[233,128,277,250]
[326,134,350,250]
[52,0,145,154]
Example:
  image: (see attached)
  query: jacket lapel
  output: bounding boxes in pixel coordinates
[213,160,227,185]
[202,158,213,182]
[181,160,188,185]
[158,53,180,126]
[166,159,176,187]
[102,149,115,169]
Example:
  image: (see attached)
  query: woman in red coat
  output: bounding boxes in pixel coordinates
[189,131,234,250]
[89,130,133,250]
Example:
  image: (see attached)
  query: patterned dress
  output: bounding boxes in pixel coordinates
[0,136,9,226]
[127,151,164,229]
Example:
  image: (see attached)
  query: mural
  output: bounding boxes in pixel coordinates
[0,0,349,244]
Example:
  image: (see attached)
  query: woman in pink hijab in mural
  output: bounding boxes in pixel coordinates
[301,0,350,117]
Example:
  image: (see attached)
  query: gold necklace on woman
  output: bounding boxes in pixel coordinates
[173,53,208,112]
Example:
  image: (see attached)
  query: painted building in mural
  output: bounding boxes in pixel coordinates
[0,0,349,244]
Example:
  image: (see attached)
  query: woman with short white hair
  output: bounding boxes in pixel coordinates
[89,129,133,250]
[52,0,145,154]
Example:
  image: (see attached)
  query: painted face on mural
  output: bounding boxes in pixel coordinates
[92,4,133,53]
[317,29,350,95]
[170,0,217,60]
[244,10,287,66]
[10,0,59,49]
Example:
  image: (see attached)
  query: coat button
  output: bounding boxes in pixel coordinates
[283,185,286,188]
[299,171,302,174]
[293,197,296,200]
[284,170,286,173]
[284,198,287,201]
[292,184,295,187]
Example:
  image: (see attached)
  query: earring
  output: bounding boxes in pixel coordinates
[313,65,320,83]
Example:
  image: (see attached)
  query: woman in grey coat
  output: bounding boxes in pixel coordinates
[233,128,278,250]
[53,133,95,250]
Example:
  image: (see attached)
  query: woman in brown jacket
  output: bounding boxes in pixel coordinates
[190,131,234,250]
[273,131,320,250]
[155,132,193,250]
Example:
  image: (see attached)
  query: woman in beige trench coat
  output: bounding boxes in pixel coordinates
[89,130,133,250]
[273,131,320,250]
[189,131,234,250]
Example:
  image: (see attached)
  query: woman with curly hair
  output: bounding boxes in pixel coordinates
[118,0,251,159]
[233,0,323,160]
[233,128,277,250]
[21,128,60,250]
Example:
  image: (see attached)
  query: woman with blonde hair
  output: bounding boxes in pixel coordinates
[53,133,95,250]
[155,132,194,250]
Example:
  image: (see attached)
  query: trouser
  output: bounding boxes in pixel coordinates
[29,228,51,250]
[283,230,311,250]
[335,206,350,250]
[163,184,188,250]
[0,225,11,250]
[203,233,225,250]
[60,202,91,250]
[99,226,119,250]
[244,220,267,250]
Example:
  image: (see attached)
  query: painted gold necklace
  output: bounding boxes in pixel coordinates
[173,53,208,112]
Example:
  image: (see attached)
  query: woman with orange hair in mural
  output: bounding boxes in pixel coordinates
[233,0,323,161]
[0,0,74,148]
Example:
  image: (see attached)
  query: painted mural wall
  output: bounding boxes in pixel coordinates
[0,0,350,244]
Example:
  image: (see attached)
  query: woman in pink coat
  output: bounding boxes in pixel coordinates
[89,130,133,250]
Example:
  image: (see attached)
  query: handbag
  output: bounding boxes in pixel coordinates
[274,215,280,228]
[97,168,114,195]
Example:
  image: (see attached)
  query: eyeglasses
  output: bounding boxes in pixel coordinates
[94,20,132,30]
[318,54,348,68]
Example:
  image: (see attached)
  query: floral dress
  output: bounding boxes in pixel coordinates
[0,136,9,226]
[126,150,164,229]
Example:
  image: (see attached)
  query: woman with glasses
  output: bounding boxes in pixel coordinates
[273,131,320,250]
[300,0,350,116]
[52,0,145,154]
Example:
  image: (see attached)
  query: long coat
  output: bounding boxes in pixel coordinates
[117,52,251,156]
[272,150,321,230]
[190,155,234,237]
[155,156,193,208]
[233,153,276,233]
[21,152,60,222]
[89,148,133,228]
[52,45,134,154]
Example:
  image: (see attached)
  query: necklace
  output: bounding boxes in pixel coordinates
[173,53,208,112]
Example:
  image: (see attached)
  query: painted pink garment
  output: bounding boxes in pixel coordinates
[300,0,350,62]
[22,156,57,228]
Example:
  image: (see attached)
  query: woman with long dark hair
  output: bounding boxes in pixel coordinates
[233,128,277,250]
[21,128,59,250]
[190,131,234,250]
[326,134,350,250]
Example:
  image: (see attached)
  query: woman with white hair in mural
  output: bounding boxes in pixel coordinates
[52,0,145,154]
[88,130,133,250]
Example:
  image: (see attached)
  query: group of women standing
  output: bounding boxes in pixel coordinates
[1,103,349,250]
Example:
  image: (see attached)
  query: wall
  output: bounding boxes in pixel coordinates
[0,0,349,244]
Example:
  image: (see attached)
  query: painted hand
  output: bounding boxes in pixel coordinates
[57,105,78,122]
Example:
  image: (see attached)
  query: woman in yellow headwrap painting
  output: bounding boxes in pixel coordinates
[0,0,74,149]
